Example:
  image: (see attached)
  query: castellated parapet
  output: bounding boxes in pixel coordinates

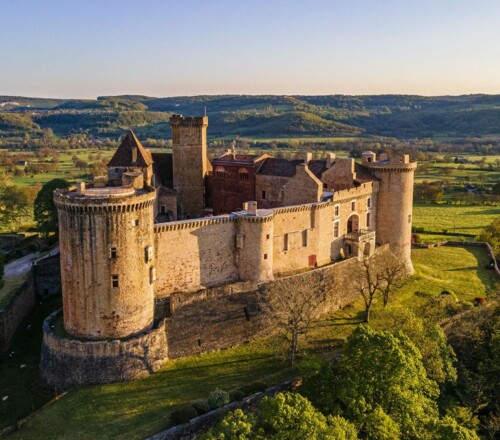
[364,154,417,273]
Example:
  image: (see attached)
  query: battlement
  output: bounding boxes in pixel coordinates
[169,114,208,127]
[54,184,156,212]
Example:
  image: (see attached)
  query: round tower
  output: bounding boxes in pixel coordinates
[54,182,157,339]
[236,202,274,282]
[364,154,417,273]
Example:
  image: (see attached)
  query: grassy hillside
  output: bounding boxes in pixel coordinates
[4,245,496,439]
[3,94,500,140]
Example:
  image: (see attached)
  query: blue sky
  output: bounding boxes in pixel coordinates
[1,0,499,98]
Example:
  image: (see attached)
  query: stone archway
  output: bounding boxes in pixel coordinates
[347,214,359,233]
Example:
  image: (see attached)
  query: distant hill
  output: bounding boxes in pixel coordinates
[1,94,500,139]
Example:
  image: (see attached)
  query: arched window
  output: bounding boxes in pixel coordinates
[239,168,249,181]
[215,166,225,178]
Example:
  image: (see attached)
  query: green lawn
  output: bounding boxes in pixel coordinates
[413,204,500,236]
[0,274,29,308]
[6,244,497,440]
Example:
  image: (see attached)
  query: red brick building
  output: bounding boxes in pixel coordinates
[211,151,268,215]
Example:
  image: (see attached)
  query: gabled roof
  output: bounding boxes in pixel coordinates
[108,130,153,168]
[256,158,304,177]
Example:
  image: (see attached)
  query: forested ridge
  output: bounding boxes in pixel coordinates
[2,94,500,139]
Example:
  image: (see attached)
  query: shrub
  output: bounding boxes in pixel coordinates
[192,400,211,416]
[239,381,268,396]
[208,388,230,410]
[229,390,246,402]
[415,291,433,298]
[170,405,197,425]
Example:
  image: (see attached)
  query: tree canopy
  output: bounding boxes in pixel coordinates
[33,178,70,237]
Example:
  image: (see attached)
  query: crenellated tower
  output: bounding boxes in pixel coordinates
[170,114,211,219]
[363,153,417,273]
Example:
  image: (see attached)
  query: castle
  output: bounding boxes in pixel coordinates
[40,115,416,388]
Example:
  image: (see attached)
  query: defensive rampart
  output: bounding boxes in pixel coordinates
[40,310,168,388]
[0,274,35,354]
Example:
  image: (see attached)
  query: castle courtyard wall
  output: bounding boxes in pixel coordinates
[154,218,238,296]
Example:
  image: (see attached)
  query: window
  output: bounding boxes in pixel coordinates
[215,166,225,178]
[109,247,117,259]
[302,230,308,247]
[334,204,340,217]
[408,214,412,224]
[262,190,266,200]
[145,245,153,263]
[333,221,339,238]
[149,267,156,284]
[111,275,119,288]
[283,234,289,251]
[160,205,166,214]
[264,253,268,260]
[367,212,371,228]
[351,201,356,211]
[243,307,251,321]
[323,182,328,189]
[367,197,371,208]
[236,234,244,249]
[132,219,139,227]
[266,234,270,240]
[239,168,249,181]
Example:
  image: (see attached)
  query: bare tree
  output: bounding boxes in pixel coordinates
[262,271,333,365]
[351,250,407,323]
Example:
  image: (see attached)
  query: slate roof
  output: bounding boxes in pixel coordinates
[108,130,153,168]
[256,158,304,177]
[152,153,173,188]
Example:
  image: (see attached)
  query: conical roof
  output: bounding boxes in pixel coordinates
[108,130,153,168]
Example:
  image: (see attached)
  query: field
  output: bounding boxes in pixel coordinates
[412,204,500,236]
[5,244,497,439]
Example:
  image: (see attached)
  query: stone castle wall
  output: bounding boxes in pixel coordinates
[40,309,168,388]
[0,274,35,353]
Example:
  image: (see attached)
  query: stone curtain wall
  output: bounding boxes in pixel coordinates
[164,248,382,359]
[33,254,61,298]
[40,310,168,389]
[0,274,35,353]
[154,218,239,296]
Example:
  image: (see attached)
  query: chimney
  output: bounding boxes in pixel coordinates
[326,153,336,168]
[76,181,86,195]
[247,201,257,216]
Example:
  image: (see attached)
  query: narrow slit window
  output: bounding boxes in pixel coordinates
[262,190,266,200]
[302,230,308,247]
[145,245,153,263]
[243,307,251,321]
[333,221,339,238]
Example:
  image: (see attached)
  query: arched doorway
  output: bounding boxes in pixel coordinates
[363,242,371,257]
[347,214,359,233]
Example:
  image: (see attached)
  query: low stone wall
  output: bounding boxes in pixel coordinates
[148,381,293,440]
[0,274,35,353]
[33,254,61,298]
[40,310,168,389]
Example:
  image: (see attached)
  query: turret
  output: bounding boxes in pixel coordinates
[236,202,274,282]
[170,114,211,219]
[54,182,157,339]
[363,154,417,273]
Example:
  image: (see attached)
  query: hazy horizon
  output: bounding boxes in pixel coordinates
[2,0,500,99]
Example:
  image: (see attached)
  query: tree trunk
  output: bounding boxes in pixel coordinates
[289,328,298,365]
[365,303,372,323]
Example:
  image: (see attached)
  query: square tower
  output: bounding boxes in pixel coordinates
[170,114,211,218]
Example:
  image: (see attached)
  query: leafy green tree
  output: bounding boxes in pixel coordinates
[0,170,36,232]
[202,393,357,440]
[373,306,457,384]
[362,407,400,440]
[431,416,480,440]
[477,218,500,259]
[34,178,70,237]
[304,326,440,439]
